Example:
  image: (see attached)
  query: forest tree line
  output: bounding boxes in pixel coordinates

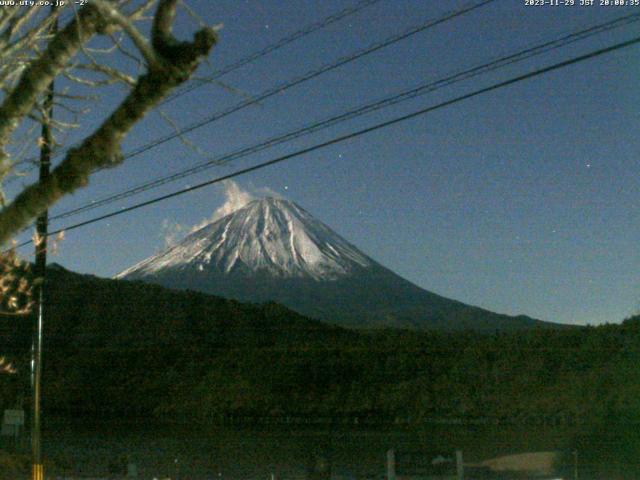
[1,266,638,428]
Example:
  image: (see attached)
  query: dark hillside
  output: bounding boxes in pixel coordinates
[1,265,638,436]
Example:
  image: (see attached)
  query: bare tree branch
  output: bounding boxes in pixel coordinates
[92,0,160,67]
[0,9,57,56]
[75,63,137,86]
[129,0,158,20]
[157,108,210,158]
[0,5,108,171]
[0,1,217,245]
[0,248,34,315]
[109,31,145,69]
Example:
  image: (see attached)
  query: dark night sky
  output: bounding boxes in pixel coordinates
[8,0,640,325]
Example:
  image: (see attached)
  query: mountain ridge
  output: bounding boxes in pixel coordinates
[118,197,558,331]
[118,197,373,281]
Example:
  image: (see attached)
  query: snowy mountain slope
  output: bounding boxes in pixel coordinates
[118,198,555,331]
[118,198,372,281]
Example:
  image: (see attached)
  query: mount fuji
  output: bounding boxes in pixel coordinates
[117,197,551,331]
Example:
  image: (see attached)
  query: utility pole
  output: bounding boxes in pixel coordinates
[31,8,56,480]
[386,449,396,480]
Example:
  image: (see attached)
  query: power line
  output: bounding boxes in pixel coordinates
[3,0,501,245]
[13,34,640,250]
[162,0,385,105]
[116,0,497,162]
[50,12,640,222]
[9,0,383,172]
[13,0,496,177]
[35,0,497,218]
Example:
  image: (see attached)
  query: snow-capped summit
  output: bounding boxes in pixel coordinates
[118,197,551,331]
[118,197,373,281]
